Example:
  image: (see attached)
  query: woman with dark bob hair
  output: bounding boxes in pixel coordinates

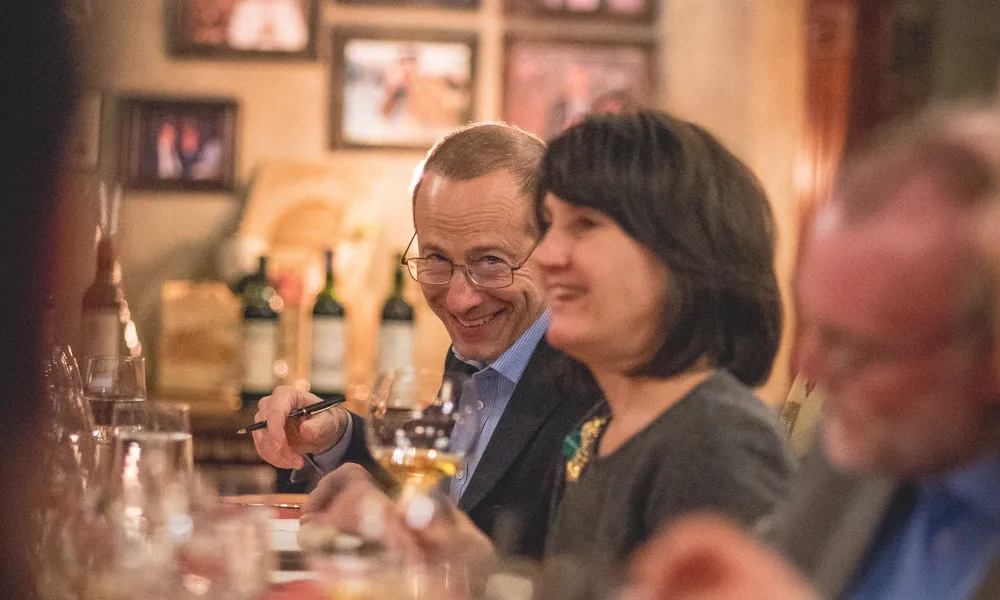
[533,110,791,569]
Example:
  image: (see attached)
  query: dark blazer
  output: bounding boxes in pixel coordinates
[305,337,603,559]
[762,447,1000,600]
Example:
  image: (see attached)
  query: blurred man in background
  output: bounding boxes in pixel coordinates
[627,107,1000,600]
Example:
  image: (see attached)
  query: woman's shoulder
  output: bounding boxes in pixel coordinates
[674,370,781,428]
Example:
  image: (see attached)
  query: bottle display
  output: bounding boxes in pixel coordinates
[310,249,347,400]
[241,255,282,409]
[377,254,415,373]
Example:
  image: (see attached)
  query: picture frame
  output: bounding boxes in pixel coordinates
[118,96,238,192]
[67,89,103,169]
[504,0,655,24]
[502,36,655,141]
[168,0,319,60]
[330,27,477,149]
[334,0,478,9]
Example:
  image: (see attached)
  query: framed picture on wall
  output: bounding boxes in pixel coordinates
[330,28,477,149]
[67,90,103,169]
[168,0,319,59]
[503,36,654,140]
[118,96,238,192]
[504,0,654,23]
[334,0,478,9]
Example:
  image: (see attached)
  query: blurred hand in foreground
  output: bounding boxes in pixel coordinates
[625,515,820,600]
[301,464,496,575]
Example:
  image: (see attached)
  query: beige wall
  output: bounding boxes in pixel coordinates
[665,0,806,404]
[61,0,804,403]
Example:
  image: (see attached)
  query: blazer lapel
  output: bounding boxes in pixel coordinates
[457,340,567,512]
[814,480,908,598]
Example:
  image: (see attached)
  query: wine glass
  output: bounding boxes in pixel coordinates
[84,356,146,472]
[365,367,481,503]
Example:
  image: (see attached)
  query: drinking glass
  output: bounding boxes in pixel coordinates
[37,345,94,600]
[84,356,146,472]
[366,367,480,503]
[87,402,194,599]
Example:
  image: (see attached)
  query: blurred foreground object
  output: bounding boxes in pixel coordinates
[627,515,820,600]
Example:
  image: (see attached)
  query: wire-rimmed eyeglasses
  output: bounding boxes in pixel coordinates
[399,232,540,289]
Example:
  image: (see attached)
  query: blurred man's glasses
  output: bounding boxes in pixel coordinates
[400,233,540,289]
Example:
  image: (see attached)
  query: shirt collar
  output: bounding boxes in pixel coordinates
[923,451,1000,523]
[454,309,550,384]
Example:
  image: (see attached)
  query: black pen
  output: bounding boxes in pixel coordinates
[236,395,346,435]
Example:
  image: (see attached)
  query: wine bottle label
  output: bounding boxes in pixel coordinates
[242,320,278,392]
[377,322,414,373]
[82,309,121,361]
[311,317,346,392]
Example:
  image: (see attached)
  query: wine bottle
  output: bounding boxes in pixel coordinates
[241,256,282,409]
[309,250,347,400]
[377,254,415,373]
[81,232,130,365]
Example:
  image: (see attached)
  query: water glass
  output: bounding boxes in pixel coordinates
[84,356,146,471]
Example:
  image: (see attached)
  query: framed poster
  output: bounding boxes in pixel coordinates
[335,0,477,9]
[504,0,654,23]
[119,96,238,192]
[503,36,654,140]
[169,0,319,59]
[330,28,477,149]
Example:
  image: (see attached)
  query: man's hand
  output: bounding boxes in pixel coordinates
[251,386,350,469]
[625,514,820,600]
[301,465,496,576]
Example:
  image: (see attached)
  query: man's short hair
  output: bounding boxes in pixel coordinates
[413,121,546,206]
[833,106,1000,340]
[536,111,782,386]
[836,107,1000,223]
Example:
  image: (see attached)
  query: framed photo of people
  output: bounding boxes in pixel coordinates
[118,96,238,192]
[168,0,319,59]
[502,37,654,141]
[329,27,477,149]
[504,0,654,23]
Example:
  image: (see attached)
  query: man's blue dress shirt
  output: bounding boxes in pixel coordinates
[848,452,1000,600]
[311,310,551,503]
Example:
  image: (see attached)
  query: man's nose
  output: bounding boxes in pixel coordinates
[445,268,484,312]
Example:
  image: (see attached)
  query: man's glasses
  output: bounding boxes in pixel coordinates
[400,233,540,289]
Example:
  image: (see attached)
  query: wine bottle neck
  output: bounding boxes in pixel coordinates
[95,238,122,284]
[393,266,405,298]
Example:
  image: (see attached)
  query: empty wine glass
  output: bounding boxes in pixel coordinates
[366,367,480,502]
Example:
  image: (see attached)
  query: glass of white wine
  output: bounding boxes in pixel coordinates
[365,367,480,505]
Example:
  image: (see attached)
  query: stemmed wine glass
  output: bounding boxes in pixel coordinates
[365,367,481,503]
[304,368,480,599]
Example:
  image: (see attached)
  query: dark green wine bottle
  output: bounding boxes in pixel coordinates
[310,250,347,400]
[377,254,415,373]
[241,256,281,409]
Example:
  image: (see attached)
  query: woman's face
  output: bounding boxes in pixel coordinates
[535,193,672,372]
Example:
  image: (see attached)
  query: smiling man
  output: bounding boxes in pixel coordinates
[252,122,602,557]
